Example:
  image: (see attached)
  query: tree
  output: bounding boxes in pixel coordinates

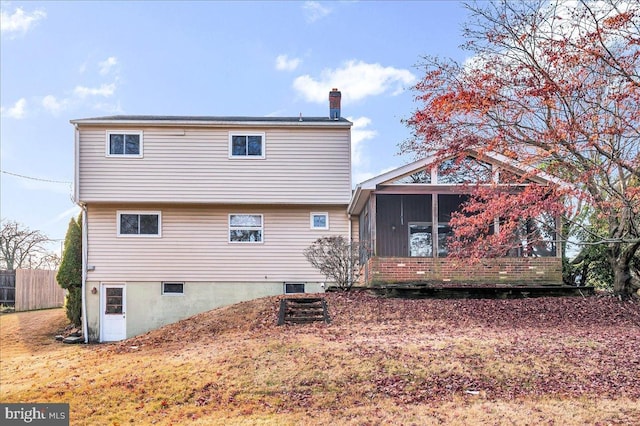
[0,219,57,270]
[304,236,364,290]
[57,215,83,326]
[402,0,639,298]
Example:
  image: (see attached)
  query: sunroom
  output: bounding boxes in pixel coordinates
[348,151,563,286]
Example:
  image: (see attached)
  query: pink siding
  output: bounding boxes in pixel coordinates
[86,204,349,282]
[77,126,351,204]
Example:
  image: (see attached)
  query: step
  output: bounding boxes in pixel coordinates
[278,297,331,325]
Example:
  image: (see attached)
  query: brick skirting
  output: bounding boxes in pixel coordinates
[364,256,563,285]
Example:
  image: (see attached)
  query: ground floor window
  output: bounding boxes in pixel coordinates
[229,214,263,243]
[284,283,305,294]
[162,282,184,295]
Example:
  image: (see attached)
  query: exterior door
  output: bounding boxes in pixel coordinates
[101,284,126,341]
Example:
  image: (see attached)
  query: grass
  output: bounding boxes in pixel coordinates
[1,293,639,425]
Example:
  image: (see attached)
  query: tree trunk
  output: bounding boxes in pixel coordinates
[609,242,639,299]
[612,260,633,299]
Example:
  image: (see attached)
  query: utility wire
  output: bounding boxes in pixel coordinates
[1,169,72,184]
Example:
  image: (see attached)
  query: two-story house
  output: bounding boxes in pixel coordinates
[72,89,353,342]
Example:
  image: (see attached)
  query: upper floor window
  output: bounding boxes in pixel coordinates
[229,133,265,159]
[117,211,161,237]
[310,212,329,230]
[107,131,143,157]
[229,214,263,243]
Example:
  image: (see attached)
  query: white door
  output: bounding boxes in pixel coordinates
[101,284,126,341]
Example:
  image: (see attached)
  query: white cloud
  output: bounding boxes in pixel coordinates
[0,7,46,37]
[303,1,331,23]
[99,56,118,76]
[293,60,416,104]
[48,205,81,225]
[348,116,377,168]
[91,100,124,114]
[0,98,27,119]
[275,54,301,72]
[74,83,116,98]
[42,95,68,115]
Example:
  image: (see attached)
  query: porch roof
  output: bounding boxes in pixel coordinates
[348,150,565,215]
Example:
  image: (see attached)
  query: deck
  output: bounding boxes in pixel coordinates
[329,283,594,299]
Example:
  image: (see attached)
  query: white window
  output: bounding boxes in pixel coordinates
[229,214,263,243]
[310,212,329,230]
[162,282,184,295]
[117,211,161,237]
[106,131,143,157]
[229,132,265,158]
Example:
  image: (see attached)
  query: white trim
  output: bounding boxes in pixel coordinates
[310,212,329,230]
[74,124,80,203]
[105,130,144,158]
[228,132,266,159]
[228,213,264,243]
[161,282,185,296]
[116,210,162,237]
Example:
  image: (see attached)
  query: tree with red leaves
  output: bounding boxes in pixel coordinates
[402,0,639,298]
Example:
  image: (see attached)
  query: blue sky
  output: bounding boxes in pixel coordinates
[1,0,469,251]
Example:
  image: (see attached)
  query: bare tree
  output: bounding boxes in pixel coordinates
[304,236,364,290]
[0,219,54,270]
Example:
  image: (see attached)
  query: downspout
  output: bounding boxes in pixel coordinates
[348,213,352,287]
[74,123,89,343]
[80,203,88,343]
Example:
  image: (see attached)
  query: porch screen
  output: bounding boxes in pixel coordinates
[437,194,468,256]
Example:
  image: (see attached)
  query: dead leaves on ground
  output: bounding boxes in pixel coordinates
[102,293,640,407]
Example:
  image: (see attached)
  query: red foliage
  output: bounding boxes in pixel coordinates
[401,1,640,294]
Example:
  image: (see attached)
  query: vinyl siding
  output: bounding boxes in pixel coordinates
[78,126,351,204]
[86,204,349,282]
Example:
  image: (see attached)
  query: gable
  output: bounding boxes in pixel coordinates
[349,149,564,215]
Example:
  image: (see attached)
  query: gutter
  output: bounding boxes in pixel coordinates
[69,118,353,128]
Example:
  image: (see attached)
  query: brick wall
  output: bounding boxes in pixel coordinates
[364,256,563,285]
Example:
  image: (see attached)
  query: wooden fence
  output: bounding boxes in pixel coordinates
[0,269,66,311]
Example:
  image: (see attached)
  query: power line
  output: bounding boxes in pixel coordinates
[1,170,72,184]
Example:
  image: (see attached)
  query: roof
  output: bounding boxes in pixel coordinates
[70,115,352,127]
[348,150,566,215]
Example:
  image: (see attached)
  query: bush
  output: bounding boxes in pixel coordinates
[57,215,82,326]
[65,287,82,327]
[303,236,365,290]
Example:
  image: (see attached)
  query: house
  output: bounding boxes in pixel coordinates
[348,151,563,286]
[72,89,354,342]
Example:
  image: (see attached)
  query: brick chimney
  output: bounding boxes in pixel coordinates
[329,88,341,120]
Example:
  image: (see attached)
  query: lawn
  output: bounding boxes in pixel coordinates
[1,293,639,425]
